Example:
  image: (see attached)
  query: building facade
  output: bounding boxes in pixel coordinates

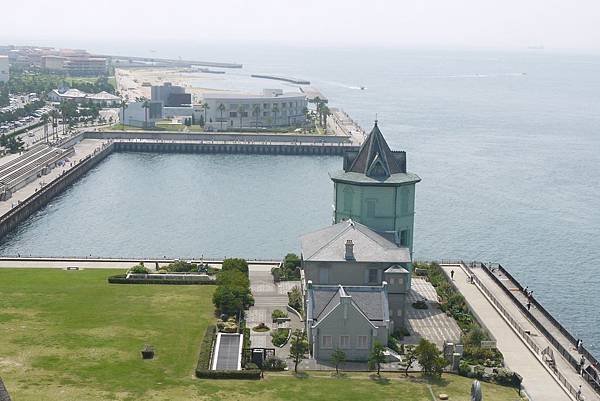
[0,55,9,83]
[301,123,420,361]
[201,89,307,130]
[151,83,191,107]
[119,101,163,128]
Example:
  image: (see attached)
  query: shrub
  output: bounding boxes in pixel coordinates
[253,323,270,332]
[388,336,401,353]
[280,253,301,280]
[221,258,249,275]
[288,286,303,312]
[262,356,287,371]
[195,369,261,380]
[392,327,411,340]
[473,365,485,380]
[217,317,239,333]
[271,309,288,321]
[271,267,282,282]
[271,328,290,347]
[412,300,428,309]
[129,264,149,274]
[415,338,448,377]
[165,260,198,272]
[458,360,471,377]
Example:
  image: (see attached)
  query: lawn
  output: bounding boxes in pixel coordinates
[0,269,525,401]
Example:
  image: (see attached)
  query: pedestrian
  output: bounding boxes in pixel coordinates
[450,270,455,280]
[577,339,583,351]
[523,285,529,295]
[527,301,531,311]
[577,385,582,400]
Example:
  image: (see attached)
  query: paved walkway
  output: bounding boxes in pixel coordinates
[473,265,599,401]
[440,263,570,401]
[246,264,302,358]
[405,278,462,347]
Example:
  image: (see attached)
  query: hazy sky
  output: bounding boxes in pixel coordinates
[3,0,600,51]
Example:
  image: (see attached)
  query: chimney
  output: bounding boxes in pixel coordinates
[344,239,355,260]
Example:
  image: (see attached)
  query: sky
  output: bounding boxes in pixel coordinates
[3,0,600,52]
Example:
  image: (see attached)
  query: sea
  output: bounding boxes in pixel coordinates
[0,43,599,357]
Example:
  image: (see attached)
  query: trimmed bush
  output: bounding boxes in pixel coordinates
[263,356,287,371]
[107,274,214,285]
[271,328,290,347]
[129,263,149,274]
[271,309,288,321]
[165,260,198,273]
[196,369,261,380]
[196,325,217,371]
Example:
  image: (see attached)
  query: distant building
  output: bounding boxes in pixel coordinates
[119,101,163,128]
[42,55,67,72]
[151,82,190,107]
[201,89,307,130]
[0,55,9,83]
[64,57,108,76]
[47,89,120,106]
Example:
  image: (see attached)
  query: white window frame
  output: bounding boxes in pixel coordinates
[321,335,333,349]
[340,335,350,349]
[357,335,368,349]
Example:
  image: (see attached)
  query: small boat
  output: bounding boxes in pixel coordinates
[360,86,365,90]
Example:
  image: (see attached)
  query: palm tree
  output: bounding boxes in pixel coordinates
[272,104,279,127]
[41,114,49,143]
[59,102,69,137]
[237,104,245,129]
[321,105,331,130]
[120,99,128,130]
[253,104,261,129]
[201,102,209,127]
[142,100,150,130]
[217,103,226,130]
[50,110,59,139]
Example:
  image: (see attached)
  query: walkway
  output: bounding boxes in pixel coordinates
[246,264,302,357]
[440,263,570,401]
[473,264,599,401]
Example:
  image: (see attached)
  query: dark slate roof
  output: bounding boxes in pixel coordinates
[300,220,411,263]
[0,378,12,401]
[345,122,405,179]
[309,284,389,323]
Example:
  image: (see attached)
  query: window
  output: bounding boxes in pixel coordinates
[263,103,269,108]
[368,269,378,284]
[340,335,350,349]
[366,199,377,217]
[400,230,410,246]
[322,335,332,349]
[357,335,368,349]
[241,112,248,117]
[401,188,410,214]
[263,111,268,117]
[229,112,237,117]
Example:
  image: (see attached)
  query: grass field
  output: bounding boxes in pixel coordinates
[0,269,525,401]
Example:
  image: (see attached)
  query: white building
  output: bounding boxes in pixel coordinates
[47,89,120,106]
[201,89,307,131]
[119,101,163,128]
[0,55,9,83]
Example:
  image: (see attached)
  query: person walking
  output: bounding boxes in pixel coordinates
[526,301,531,311]
[450,269,455,280]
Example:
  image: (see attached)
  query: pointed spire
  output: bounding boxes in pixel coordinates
[346,122,404,178]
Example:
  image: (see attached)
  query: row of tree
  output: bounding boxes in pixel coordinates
[212,258,254,318]
[6,70,115,96]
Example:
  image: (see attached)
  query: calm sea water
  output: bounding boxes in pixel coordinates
[1,45,599,357]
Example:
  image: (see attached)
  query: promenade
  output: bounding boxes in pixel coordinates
[440,263,570,401]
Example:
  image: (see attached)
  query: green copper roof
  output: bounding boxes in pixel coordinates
[329,170,421,185]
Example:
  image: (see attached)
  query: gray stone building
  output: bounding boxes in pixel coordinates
[301,123,419,361]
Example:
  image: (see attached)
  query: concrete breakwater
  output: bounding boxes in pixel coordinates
[0,142,114,240]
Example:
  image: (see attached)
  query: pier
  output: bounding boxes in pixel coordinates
[250,74,310,85]
[440,261,600,401]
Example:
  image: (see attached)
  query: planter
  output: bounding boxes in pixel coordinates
[141,345,155,359]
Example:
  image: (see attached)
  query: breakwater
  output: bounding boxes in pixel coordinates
[0,142,114,240]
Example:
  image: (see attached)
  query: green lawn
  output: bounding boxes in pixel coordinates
[0,269,525,401]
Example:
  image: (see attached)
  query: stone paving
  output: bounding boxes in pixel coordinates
[404,278,462,347]
[246,264,302,356]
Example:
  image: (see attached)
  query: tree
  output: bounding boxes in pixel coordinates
[289,330,309,373]
[368,341,386,376]
[120,99,128,130]
[403,345,418,376]
[142,100,150,129]
[221,258,248,275]
[212,285,244,316]
[321,104,331,129]
[41,114,49,143]
[331,348,346,375]
[217,103,226,130]
[253,104,261,129]
[237,104,245,128]
[201,102,209,127]
[272,104,279,126]
[415,338,448,377]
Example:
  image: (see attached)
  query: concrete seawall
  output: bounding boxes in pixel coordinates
[0,143,114,240]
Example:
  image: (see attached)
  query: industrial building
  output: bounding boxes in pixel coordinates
[151,83,191,107]
[119,101,163,128]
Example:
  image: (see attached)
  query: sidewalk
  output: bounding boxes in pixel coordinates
[440,263,570,401]
[473,265,599,401]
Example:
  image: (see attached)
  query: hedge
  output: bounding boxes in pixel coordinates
[194,325,261,379]
[107,274,215,285]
